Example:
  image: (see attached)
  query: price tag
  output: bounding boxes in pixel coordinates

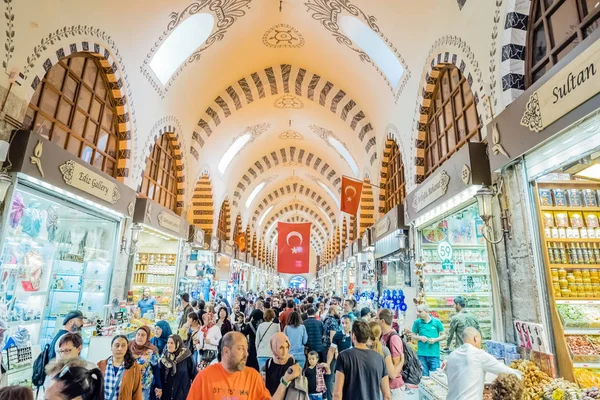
[437,241,453,262]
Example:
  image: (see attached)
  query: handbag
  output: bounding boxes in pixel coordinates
[256,322,274,350]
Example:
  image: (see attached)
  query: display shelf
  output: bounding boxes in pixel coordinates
[573,362,600,368]
[425,272,490,276]
[541,206,600,212]
[549,263,600,269]
[426,292,492,296]
[555,297,600,301]
[425,260,489,263]
[537,180,600,187]
[6,319,42,327]
[556,299,600,304]
[547,238,600,243]
[422,243,486,248]
[564,328,600,335]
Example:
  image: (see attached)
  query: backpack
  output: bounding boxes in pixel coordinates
[32,343,51,388]
[386,332,422,385]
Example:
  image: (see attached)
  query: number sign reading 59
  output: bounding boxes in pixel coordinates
[437,241,453,261]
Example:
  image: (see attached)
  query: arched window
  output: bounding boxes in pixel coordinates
[527,0,600,86]
[425,65,481,178]
[384,141,406,212]
[140,133,178,212]
[24,54,120,176]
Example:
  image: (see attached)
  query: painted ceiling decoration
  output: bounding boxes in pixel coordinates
[231,146,343,208]
[309,124,359,176]
[141,0,252,97]
[274,94,304,109]
[263,24,305,48]
[278,130,304,140]
[304,0,411,101]
[190,64,377,164]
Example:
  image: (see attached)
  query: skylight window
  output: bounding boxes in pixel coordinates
[218,133,251,174]
[149,13,215,85]
[328,136,359,176]
[319,181,341,208]
[339,16,404,88]
[258,205,274,227]
[246,182,266,208]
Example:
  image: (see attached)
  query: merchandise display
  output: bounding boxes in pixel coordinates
[419,371,448,400]
[132,252,176,306]
[535,177,600,383]
[178,248,215,301]
[418,203,494,342]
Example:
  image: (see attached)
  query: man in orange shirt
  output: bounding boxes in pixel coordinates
[279,299,296,330]
[187,331,301,400]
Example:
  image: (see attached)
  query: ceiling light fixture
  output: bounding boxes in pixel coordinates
[218,133,252,174]
[575,164,600,180]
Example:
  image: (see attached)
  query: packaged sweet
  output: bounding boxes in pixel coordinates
[568,212,585,228]
[585,212,600,228]
[583,189,598,207]
[542,212,555,227]
[567,189,583,207]
[553,189,568,206]
[538,189,553,206]
[554,212,569,228]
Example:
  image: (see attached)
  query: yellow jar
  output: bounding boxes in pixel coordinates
[559,278,569,288]
[559,268,567,279]
[561,289,571,298]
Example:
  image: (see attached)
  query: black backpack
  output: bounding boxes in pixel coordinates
[32,343,51,388]
[386,332,422,385]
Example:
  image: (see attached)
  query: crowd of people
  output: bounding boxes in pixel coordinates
[0,290,524,400]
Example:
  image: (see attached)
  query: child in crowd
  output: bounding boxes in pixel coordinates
[233,312,246,332]
[303,350,330,400]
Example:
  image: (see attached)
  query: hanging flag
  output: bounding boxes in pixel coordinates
[235,234,246,252]
[340,176,363,215]
[277,222,311,274]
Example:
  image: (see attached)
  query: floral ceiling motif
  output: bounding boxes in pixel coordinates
[274,94,304,109]
[263,24,305,48]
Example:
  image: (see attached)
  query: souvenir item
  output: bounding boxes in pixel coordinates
[568,212,584,228]
[567,189,583,207]
[9,192,25,229]
[38,210,49,241]
[21,250,43,291]
[552,189,567,206]
[554,212,569,228]
[69,227,86,255]
[538,189,552,206]
[583,189,598,207]
[542,212,555,227]
[46,205,58,242]
[20,202,43,238]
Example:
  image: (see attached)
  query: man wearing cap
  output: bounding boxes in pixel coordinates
[49,310,84,360]
[178,293,194,329]
[446,296,480,349]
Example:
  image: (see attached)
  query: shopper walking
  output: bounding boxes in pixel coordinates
[304,350,330,400]
[263,332,298,396]
[49,310,84,360]
[45,363,104,400]
[129,326,161,400]
[178,294,194,330]
[186,332,301,400]
[256,309,281,371]
[303,307,324,359]
[196,300,206,326]
[446,327,521,400]
[283,311,308,368]
[342,299,358,321]
[152,321,172,356]
[160,334,196,400]
[196,311,221,370]
[279,299,295,330]
[333,321,391,400]
[217,307,233,336]
[412,304,446,376]
[377,309,405,398]
[322,305,341,400]
[369,321,404,397]
[98,335,143,400]
[446,296,481,349]
[0,386,34,400]
[243,309,263,371]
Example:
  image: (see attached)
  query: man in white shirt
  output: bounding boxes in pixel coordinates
[445,327,521,400]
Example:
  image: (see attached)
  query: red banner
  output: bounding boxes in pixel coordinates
[340,176,363,215]
[277,222,311,274]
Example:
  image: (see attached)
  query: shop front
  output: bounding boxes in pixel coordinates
[352,230,377,310]
[179,226,214,302]
[343,245,355,296]
[487,29,600,384]
[0,130,136,385]
[130,197,189,318]
[405,142,497,345]
[232,249,248,295]
[212,238,234,304]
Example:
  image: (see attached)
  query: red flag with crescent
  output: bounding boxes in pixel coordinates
[277,222,311,274]
[340,176,363,215]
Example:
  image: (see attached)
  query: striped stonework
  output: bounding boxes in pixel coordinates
[232,213,242,242]
[252,232,258,258]
[342,217,348,247]
[251,183,337,227]
[188,173,214,237]
[360,178,375,236]
[25,43,133,181]
[501,0,532,105]
[233,146,342,208]
[217,199,231,241]
[378,137,395,215]
[334,226,341,256]
[349,215,357,242]
[192,64,377,165]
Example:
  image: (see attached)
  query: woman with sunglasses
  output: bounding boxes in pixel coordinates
[45,363,104,400]
[98,335,143,400]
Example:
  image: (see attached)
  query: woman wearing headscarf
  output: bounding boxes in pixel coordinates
[242,309,263,371]
[129,326,161,400]
[159,335,196,400]
[151,321,172,356]
[195,311,221,371]
[263,332,297,395]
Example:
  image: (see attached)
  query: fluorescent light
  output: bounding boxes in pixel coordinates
[218,133,251,174]
[149,13,215,85]
[246,182,266,208]
[328,136,359,176]
[258,205,274,227]
[318,181,340,208]
[339,16,404,88]
[576,164,600,180]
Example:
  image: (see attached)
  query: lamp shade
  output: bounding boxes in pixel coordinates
[475,187,494,221]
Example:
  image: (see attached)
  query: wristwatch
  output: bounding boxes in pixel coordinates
[280,377,291,388]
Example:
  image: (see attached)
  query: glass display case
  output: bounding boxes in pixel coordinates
[178,249,214,301]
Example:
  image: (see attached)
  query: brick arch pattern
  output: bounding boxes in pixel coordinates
[267,215,325,254]
[138,127,186,215]
[360,177,375,236]
[413,59,483,184]
[217,199,231,241]
[251,182,337,226]
[262,205,329,244]
[342,217,348,248]
[252,232,258,258]
[232,146,342,208]
[24,42,134,181]
[232,213,242,242]
[378,135,407,215]
[501,1,532,105]
[191,64,377,165]
[188,173,214,237]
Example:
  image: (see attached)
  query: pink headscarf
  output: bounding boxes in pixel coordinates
[270,332,291,364]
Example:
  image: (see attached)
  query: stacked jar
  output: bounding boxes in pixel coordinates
[552,267,600,298]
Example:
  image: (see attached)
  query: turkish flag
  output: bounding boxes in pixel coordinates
[340,176,363,215]
[277,222,311,274]
[235,234,246,252]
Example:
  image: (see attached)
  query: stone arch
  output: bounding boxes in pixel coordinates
[378,135,407,215]
[232,146,342,208]
[188,172,214,236]
[23,40,134,181]
[232,213,242,242]
[217,198,231,241]
[191,64,377,165]
[360,177,375,235]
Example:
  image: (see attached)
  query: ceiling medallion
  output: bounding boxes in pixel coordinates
[263,24,305,48]
[274,95,304,109]
[279,130,304,140]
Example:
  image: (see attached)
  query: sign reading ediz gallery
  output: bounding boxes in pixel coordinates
[521,38,600,133]
[59,160,121,204]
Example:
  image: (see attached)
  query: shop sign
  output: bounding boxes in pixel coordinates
[436,241,453,261]
[59,160,121,204]
[210,236,220,252]
[223,243,234,256]
[352,241,359,255]
[374,216,391,240]
[412,170,450,212]
[361,229,371,249]
[344,246,352,259]
[157,211,181,233]
[521,38,600,133]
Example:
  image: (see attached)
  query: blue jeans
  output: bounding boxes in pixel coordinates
[418,355,440,376]
[257,356,270,371]
[309,394,323,400]
[292,352,306,369]
[324,357,336,400]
